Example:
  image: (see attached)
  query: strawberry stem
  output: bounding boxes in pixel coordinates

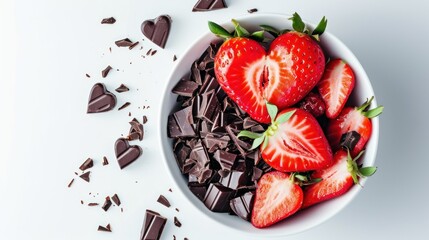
[356,96,384,118]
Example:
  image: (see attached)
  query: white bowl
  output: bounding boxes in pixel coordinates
[159,13,379,237]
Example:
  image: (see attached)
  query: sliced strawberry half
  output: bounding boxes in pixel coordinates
[317,59,355,119]
[251,171,303,228]
[302,149,376,209]
[238,103,333,172]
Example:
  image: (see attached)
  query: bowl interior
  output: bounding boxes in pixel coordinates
[159,13,379,237]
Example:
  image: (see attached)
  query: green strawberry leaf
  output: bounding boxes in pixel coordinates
[359,166,377,177]
[312,16,328,36]
[276,109,296,124]
[289,12,305,33]
[259,24,280,38]
[266,102,278,123]
[262,134,269,150]
[250,135,265,150]
[232,19,250,37]
[250,30,265,42]
[237,130,262,139]
[364,105,384,118]
[208,21,232,39]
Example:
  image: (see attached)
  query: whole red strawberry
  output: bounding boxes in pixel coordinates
[209,13,327,123]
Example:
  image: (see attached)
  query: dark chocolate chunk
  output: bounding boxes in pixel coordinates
[128,118,144,141]
[340,131,361,151]
[87,83,116,113]
[140,210,167,240]
[118,102,131,111]
[229,192,254,221]
[115,84,129,93]
[114,138,142,169]
[188,182,207,201]
[101,17,116,24]
[115,38,134,47]
[102,156,109,166]
[157,195,171,208]
[173,217,182,227]
[252,167,263,182]
[79,158,94,171]
[167,106,196,138]
[247,8,258,13]
[141,15,171,48]
[213,150,236,171]
[79,171,91,182]
[219,170,247,189]
[192,0,227,11]
[225,125,251,157]
[172,80,199,97]
[203,183,235,212]
[67,178,74,188]
[101,65,112,78]
[112,194,121,206]
[88,203,99,206]
[129,41,140,50]
[102,196,112,211]
[98,223,112,232]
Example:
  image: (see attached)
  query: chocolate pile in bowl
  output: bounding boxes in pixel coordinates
[167,42,273,221]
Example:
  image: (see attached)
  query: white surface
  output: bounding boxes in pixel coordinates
[1,0,428,239]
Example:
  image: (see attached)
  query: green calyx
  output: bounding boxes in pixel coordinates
[356,96,384,118]
[208,19,267,41]
[290,172,322,186]
[237,102,296,151]
[289,12,328,40]
[346,149,377,185]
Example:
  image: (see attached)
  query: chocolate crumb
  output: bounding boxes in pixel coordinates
[101,65,112,78]
[88,203,99,206]
[173,235,176,240]
[102,156,109,166]
[129,41,140,50]
[157,195,171,208]
[151,50,157,56]
[129,112,132,116]
[74,172,78,175]
[81,200,84,204]
[85,73,91,78]
[67,178,74,188]
[79,171,91,182]
[118,102,131,111]
[168,188,172,192]
[175,208,179,212]
[102,196,112,211]
[109,47,112,52]
[184,238,189,240]
[146,48,152,55]
[115,38,134,47]
[115,84,129,93]
[247,8,258,13]
[143,115,148,124]
[97,224,112,232]
[101,17,116,24]
[112,194,121,206]
[79,158,93,171]
[174,217,182,227]
[173,55,177,61]
[121,207,123,212]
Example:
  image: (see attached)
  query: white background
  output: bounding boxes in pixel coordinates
[1,0,429,239]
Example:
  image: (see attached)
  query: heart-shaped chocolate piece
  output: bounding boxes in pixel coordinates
[87,83,116,113]
[141,15,171,48]
[115,138,142,169]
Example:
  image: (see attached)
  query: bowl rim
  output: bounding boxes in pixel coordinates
[158,12,379,237]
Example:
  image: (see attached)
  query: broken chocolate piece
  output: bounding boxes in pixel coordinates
[247,8,258,13]
[67,178,74,188]
[128,118,144,141]
[157,195,171,208]
[114,138,142,169]
[188,182,207,201]
[115,38,134,47]
[140,210,167,240]
[129,41,140,50]
[115,84,129,93]
[173,217,182,227]
[88,203,99,206]
[230,191,254,221]
[101,17,116,24]
[79,158,94,171]
[340,131,361,151]
[87,83,116,113]
[102,156,109,166]
[172,80,199,97]
[102,196,112,211]
[213,150,236,171]
[143,115,148,124]
[98,223,112,232]
[203,183,235,212]
[192,0,227,11]
[85,73,91,78]
[118,102,131,111]
[101,65,112,78]
[79,171,91,182]
[141,15,171,48]
[112,194,121,206]
[167,106,196,138]
[219,170,247,189]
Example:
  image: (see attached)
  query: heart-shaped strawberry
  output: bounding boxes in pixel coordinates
[211,14,326,123]
[141,15,171,48]
[87,83,116,113]
[115,138,142,169]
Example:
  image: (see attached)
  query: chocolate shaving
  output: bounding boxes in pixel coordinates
[173,217,182,227]
[143,115,148,124]
[101,65,112,78]
[79,158,94,171]
[102,196,112,211]
[98,223,112,232]
[115,84,129,93]
[101,17,116,24]
[88,203,99,206]
[118,102,131,111]
[79,171,91,182]
[112,194,121,206]
[67,178,74,188]
[115,38,134,47]
[129,41,140,50]
[85,73,91,78]
[102,156,109,166]
[247,8,258,13]
[157,195,171,208]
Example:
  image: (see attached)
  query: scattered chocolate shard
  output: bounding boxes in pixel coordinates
[102,196,112,212]
[115,38,134,47]
[118,102,131,111]
[140,210,167,240]
[192,0,227,11]
[102,156,109,166]
[85,73,91,78]
[172,79,199,97]
[175,208,179,212]
[247,8,258,13]
[151,50,157,55]
[128,118,144,141]
[340,131,361,151]
[141,15,171,48]
[157,195,171,208]
[112,194,121,206]
[101,65,113,78]
[101,17,116,24]
[203,183,235,212]
[79,158,94,171]
[98,223,112,232]
[173,55,177,61]
[115,138,142,169]
[230,192,254,221]
[67,178,74,188]
[79,171,91,182]
[173,217,182,227]
[188,182,207,201]
[81,200,84,204]
[129,41,140,50]
[87,83,116,113]
[115,84,129,93]
[143,115,148,124]
[88,203,99,206]
[167,106,196,138]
